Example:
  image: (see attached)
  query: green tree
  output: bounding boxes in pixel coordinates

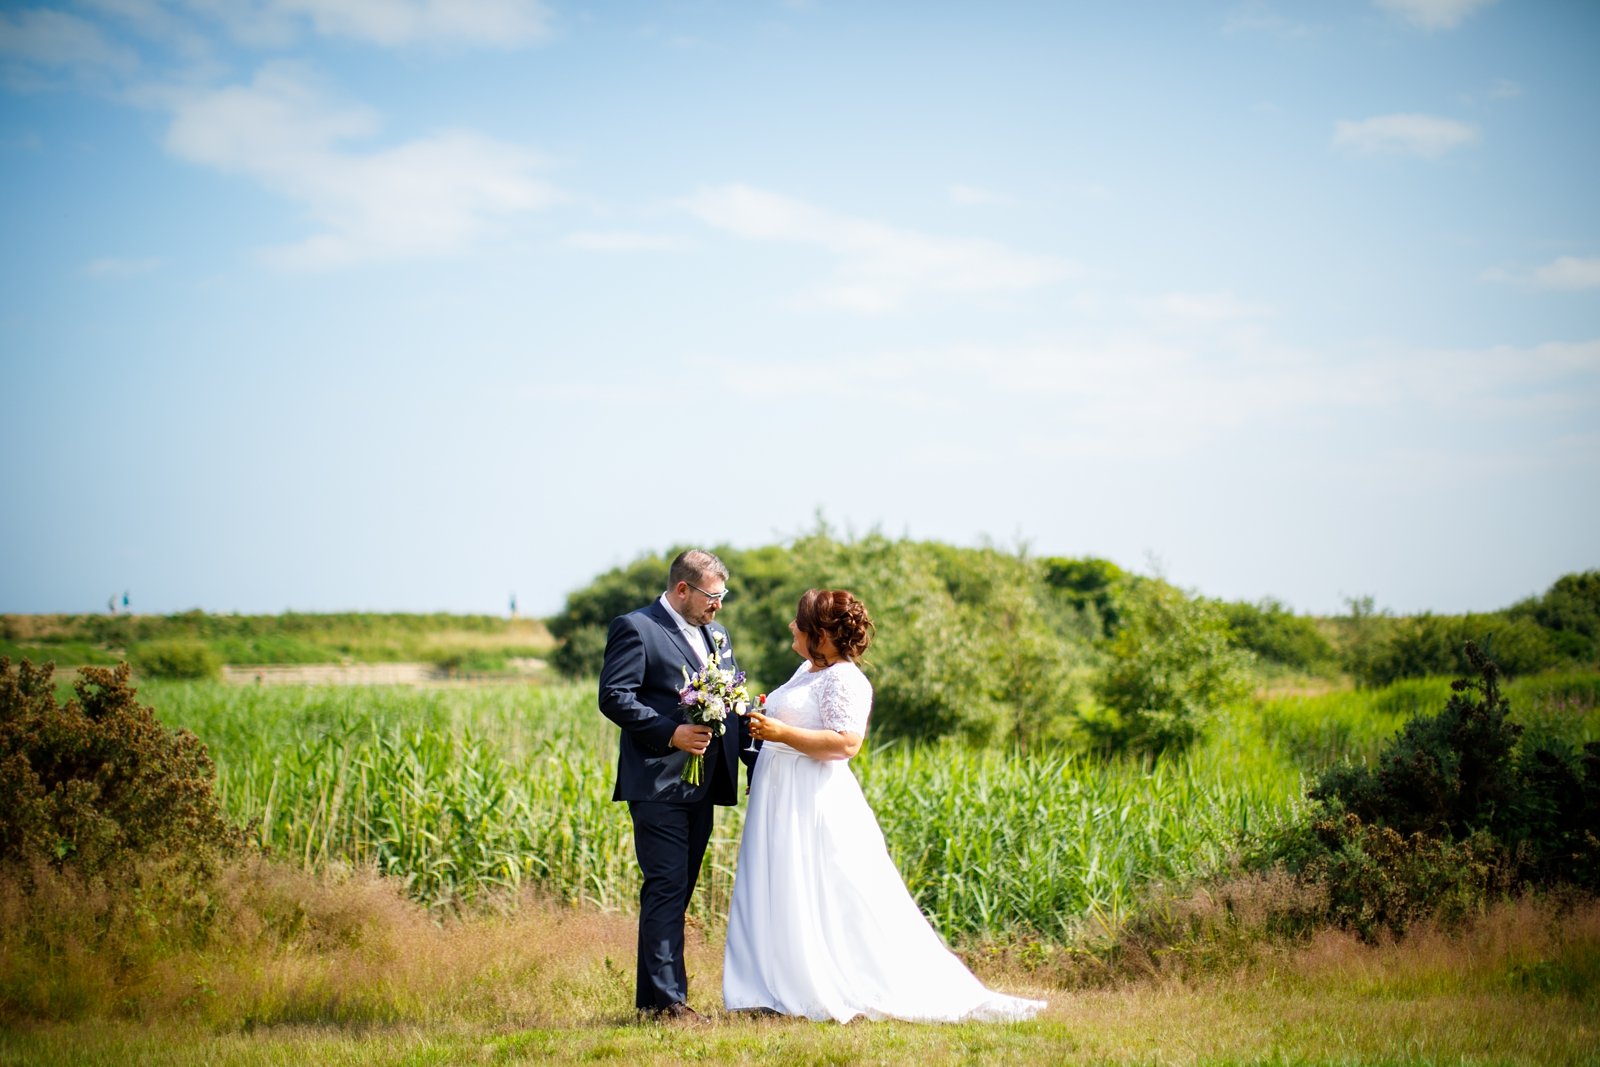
[1085,578,1254,756]
[1219,598,1334,672]
[545,550,679,677]
[1509,570,1600,662]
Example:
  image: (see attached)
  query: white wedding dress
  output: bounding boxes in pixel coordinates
[723,660,1046,1023]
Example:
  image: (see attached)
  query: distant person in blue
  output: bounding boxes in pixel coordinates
[598,549,757,1022]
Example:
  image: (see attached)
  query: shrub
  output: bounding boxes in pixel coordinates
[546,550,680,677]
[1333,595,1393,688]
[1310,642,1526,839]
[1084,579,1254,756]
[0,659,239,876]
[1219,598,1335,672]
[128,639,222,680]
[1040,556,1125,638]
[545,532,1090,746]
[1260,643,1600,939]
[1300,816,1510,941]
[1356,613,1562,687]
[1508,570,1600,663]
[0,659,249,1021]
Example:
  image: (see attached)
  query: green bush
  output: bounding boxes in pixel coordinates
[0,659,239,876]
[129,639,223,680]
[546,551,678,677]
[1312,643,1529,839]
[1084,579,1254,756]
[1040,556,1125,638]
[1356,613,1562,686]
[1299,816,1509,941]
[1260,644,1600,939]
[1509,570,1600,663]
[1219,598,1334,672]
[545,532,1091,746]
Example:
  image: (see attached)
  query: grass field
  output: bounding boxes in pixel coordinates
[139,670,1599,938]
[3,887,1596,1065]
[5,667,1597,1063]
[144,678,1315,932]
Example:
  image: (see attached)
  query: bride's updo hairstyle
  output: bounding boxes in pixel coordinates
[795,588,874,665]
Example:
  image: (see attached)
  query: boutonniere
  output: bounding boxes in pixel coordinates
[713,631,729,650]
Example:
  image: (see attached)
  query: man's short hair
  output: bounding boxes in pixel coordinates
[669,549,728,589]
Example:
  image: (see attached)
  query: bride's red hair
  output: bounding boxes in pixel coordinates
[795,589,873,665]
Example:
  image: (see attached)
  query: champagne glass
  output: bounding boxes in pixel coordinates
[743,693,766,756]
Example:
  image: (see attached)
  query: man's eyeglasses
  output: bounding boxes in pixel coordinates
[688,582,728,603]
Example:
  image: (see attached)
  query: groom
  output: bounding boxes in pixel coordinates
[599,549,754,1020]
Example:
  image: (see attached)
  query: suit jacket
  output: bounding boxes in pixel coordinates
[598,600,753,805]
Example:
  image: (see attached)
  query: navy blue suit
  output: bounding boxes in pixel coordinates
[599,599,755,1010]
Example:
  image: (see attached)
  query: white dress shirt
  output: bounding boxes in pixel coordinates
[658,593,709,666]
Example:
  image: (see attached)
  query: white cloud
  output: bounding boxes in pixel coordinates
[275,0,552,48]
[85,255,162,277]
[715,335,1600,462]
[1483,256,1600,292]
[0,7,139,87]
[949,184,1006,206]
[74,0,552,54]
[1333,113,1479,158]
[1223,2,1320,38]
[79,0,240,60]
[1533,256,1600,291]
[163,63,559,268]
[1374,0,1497,31]
[681,184,1073,312]
[1143,292,1273,322]
[564,231,687,251]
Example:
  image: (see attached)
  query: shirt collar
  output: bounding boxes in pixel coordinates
[658,593,697,633]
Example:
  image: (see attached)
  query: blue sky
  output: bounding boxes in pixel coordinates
[2,0,1596,619]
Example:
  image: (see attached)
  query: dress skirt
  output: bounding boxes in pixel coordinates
[723,743,1045,1023]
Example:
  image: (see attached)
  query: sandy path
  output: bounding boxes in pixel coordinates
[219,659,547,686]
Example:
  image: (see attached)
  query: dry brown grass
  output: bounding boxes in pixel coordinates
[158,858,649,1028]
[0,615,84,643]
[419,618,552,650]
[3,858,1596,1065]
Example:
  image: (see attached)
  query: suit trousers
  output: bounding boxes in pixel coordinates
[628,793,716,1011]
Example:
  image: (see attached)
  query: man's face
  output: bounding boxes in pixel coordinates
[676,575,727,626]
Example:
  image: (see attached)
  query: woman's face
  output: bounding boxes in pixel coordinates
[788,618,807,661]
[789,617,837,664]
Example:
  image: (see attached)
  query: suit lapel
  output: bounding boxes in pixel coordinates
[647,601,703,672]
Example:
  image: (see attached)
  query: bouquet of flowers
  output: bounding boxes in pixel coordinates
[677,643,751,786]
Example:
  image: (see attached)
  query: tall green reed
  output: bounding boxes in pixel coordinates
[141,671,1600,941]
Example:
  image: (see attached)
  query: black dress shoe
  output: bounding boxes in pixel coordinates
[643,1002,709,1025]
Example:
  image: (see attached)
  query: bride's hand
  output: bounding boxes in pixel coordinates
[745,710,781,743]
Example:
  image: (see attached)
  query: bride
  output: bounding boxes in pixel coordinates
[724,589,1045,1023]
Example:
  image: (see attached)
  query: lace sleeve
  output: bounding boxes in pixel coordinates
[818,664,872,735]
